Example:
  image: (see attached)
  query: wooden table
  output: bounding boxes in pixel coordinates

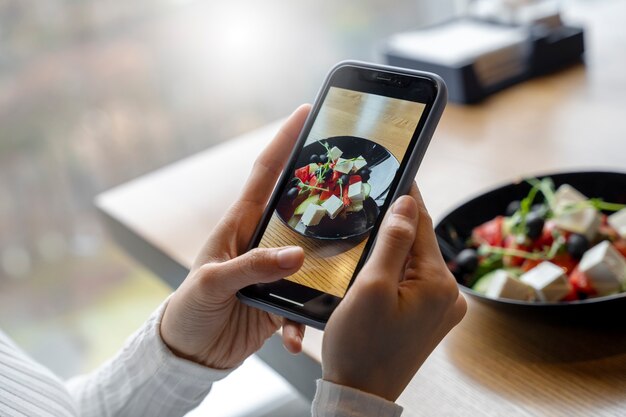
[96,2,626,415]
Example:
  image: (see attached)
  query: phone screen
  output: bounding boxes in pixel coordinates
[255,75,429,299]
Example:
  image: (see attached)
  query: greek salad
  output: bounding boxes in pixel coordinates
[449,178,626,302]
[285,141,373,229]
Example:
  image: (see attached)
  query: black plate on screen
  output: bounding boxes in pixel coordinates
[276,136,399,240]
[434,171,626,321]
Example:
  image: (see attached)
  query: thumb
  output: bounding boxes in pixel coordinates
[362,195,418,281]
[198,246,304,295]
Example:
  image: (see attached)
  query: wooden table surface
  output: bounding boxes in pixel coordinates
[96,2,626,415]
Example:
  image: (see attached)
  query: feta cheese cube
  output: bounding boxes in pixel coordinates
[608,208,626,239]
[334,158,353,174]
[486,270,536,301]
[348,181,364,202]
[308,163,318,174]
[353,156,367,171]
[553,184,601,240]
[301,204,326,227]
[322,195,344,219]
[579,240,626,296]
[329,146,342,162]
[554,184,587,209]
[520,261,571,302]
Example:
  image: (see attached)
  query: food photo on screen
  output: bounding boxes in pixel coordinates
[275,136,398,240]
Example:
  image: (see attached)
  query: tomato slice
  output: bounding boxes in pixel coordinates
[349,175,362,185]
[295,166,309,183]
[343,192,351,207]
[331,171,342,183]
[569,266,596,297]
[472,216,505,247]
[320,186,334,201]
[521,258,542,272]
[551,253,578,275]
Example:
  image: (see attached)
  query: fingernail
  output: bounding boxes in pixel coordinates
[392,196,417,219]
[277,247,303,269]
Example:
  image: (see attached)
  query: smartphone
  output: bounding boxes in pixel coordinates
[237,61,446,329]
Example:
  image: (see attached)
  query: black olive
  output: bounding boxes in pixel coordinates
[310,154,320,164]
[340,174,350,184]
[286,187,299,199]
[567,234,589,259]
[357,168,371,182]
[506,200,521,217]
[319,154,328,164]
[455,249,479,274]
[525,211,545,240]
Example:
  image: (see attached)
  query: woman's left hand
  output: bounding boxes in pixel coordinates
[160,104,311,369]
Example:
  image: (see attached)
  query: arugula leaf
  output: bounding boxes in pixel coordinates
[511,183,539,236]
[318,140,333,161]
[510,178,557,237]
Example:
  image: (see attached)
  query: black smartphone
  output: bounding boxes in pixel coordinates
[237,61,447,329]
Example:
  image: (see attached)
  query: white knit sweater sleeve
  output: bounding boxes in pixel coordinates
[65,298,234,417]
[312,380,403,417]
[2,297,404,417]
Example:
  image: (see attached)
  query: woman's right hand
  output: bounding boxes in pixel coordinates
[321,183,467,402]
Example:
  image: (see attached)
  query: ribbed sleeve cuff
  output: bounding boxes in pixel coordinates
[65,296,240,416]
[312,380,403,417]
[142,296,236,399]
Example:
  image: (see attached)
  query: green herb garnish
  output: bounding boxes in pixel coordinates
[292,177,329,193]
[560,199,626,214]
[478,244,545,261]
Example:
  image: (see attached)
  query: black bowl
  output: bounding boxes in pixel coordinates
[435,170,626,319]
[276,136,399,240]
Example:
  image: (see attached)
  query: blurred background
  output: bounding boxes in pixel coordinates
[0,0,462,380]
[3,0,624,416]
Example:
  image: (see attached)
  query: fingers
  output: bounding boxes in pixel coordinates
[197,104,311,261]
[450,291,468,326]
[238,104,311,208]
[362,195,418,282]
[281,319,306,354]
[408,183,445,260]
[197,246,304,295]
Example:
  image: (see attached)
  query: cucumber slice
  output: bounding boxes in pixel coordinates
[472,270,498,294]
[294,194,320,215]
[363,183,371,199]
[472,268,523,294]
